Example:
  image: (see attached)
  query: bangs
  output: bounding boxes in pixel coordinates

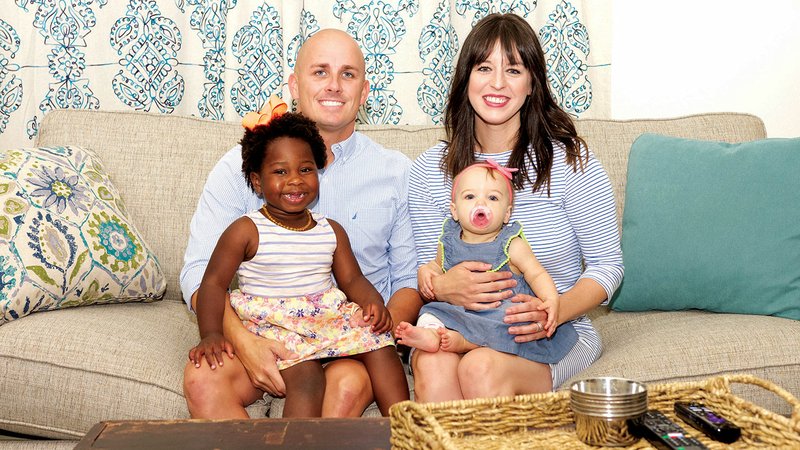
[469,29,526,68]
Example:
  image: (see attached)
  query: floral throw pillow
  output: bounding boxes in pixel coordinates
[0,146,166,325]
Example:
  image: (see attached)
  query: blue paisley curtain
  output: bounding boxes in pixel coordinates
[0,0,610,148]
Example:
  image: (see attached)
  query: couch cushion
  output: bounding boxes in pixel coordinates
[565,307,800,416]
[0,146,166,325]
[571,113,767,223]
[611,135,800,320]
[0,301,267,438]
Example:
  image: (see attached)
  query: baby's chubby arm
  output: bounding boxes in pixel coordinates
[507,237,560,336]
[329,219,393,334]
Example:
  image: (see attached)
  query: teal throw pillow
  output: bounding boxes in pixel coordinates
[610,134,800,320]
[0,146,166,325]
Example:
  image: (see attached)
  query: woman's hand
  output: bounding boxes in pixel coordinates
[431,261,517,310]
[504,293,550,342]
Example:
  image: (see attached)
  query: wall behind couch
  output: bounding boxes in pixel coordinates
[612,0,800,138]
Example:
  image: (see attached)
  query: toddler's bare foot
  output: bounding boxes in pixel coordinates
[438,328,479,354]
[395,322,441,353]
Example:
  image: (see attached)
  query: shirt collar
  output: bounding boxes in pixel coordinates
[330,131,360,163]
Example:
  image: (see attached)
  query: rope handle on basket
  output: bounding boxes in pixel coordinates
[711,374,800,423]
[390,400,458,450]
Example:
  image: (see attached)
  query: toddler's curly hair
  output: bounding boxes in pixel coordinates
[240,112,327,193]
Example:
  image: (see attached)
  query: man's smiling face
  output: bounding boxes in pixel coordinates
[289,29,369,144]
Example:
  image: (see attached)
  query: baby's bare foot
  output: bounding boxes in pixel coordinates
[395,322,441,353]
[439,328,479,354]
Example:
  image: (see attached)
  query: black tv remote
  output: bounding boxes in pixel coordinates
[631,410,708,450]
[675,402,741,444]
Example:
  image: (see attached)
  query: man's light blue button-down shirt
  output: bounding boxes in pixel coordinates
[180,131,418,309]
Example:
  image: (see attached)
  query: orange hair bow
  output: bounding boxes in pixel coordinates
[242,95,288,130]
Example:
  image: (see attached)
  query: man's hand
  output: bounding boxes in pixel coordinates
[431,261,517,310]
[233,331,297,397]
[222,299,297,397]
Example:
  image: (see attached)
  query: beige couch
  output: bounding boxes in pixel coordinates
[1,109,798,447]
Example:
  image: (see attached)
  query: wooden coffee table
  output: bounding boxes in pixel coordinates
[74,417,390,449]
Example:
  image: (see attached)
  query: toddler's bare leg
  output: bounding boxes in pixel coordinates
[321,359,373,417]
[395,321,441,353]
[439,328,479,354]
[281,360,325,417]
[354,346,410,416]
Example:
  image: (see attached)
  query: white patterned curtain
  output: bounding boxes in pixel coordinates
[0,0,611,149]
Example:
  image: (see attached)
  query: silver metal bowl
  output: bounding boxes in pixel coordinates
[571,377,647,398]
[570,377,647,447]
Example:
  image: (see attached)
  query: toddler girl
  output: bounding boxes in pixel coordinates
[188,106,408,417]
[396,160,578,362]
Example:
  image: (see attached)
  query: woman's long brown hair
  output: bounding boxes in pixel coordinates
[443,13,588,195]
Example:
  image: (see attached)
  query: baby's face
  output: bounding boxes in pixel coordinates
[450,167,512,237]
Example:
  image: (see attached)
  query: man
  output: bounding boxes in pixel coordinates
[181,29,422,418]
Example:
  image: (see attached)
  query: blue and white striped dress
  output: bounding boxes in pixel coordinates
[408,141,624,388]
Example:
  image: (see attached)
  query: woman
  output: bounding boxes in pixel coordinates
[408,13,623,402]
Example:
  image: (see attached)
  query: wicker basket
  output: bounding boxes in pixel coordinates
[389,374,800,449]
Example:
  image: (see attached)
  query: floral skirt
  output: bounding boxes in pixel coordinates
[230,287,394,370]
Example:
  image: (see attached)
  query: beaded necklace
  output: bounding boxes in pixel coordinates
[260,205,313,232]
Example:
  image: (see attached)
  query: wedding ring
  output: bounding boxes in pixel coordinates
[534,322,543,333]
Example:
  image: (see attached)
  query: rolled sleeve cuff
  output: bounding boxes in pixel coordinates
[179,266,203,312]
[580,264,624,305]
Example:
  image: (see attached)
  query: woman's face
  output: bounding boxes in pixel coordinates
[467,41,532,131]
